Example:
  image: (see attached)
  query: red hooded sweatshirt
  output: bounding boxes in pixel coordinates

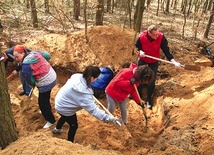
[105,63,141,104]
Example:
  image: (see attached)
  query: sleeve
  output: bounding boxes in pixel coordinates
[15,65,22,72]
[161,36,174,61]
[80,94,113,122]
[129,88,141,104]
[135,37,142,51]
[21,64,36,86]
[41,51,51,61]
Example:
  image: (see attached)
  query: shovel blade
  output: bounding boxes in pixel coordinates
[184,64,201,71]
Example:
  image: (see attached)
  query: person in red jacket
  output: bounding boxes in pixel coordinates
[135,24,181,109]
[105,63,154,124]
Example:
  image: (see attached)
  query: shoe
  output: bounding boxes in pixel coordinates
[52,127,63,134]
[19,91,26,96]
[146,102,152,109]
[43,121,54,129]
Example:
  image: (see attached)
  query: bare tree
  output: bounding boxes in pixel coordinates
[73,0,80,20]
[0,52,18,149]
[182,0,187,38]
[133,0,146,32]
[165,0,170,13]
[44,0,49,13]
[30,0,38,28]
[95,0,104,25]
[84,0,89,43]
[203,1,214,38]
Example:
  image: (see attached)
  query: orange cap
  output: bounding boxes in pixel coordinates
[14,45,25,52]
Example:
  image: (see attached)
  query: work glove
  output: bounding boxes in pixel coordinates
[170,59,181,67]
[109,116,121,126]
[130,77,136,84]
[139,50,145,57]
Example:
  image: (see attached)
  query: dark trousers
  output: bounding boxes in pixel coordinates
[56,113,78,143]
[138,59,158,105]
[38,90,55,124]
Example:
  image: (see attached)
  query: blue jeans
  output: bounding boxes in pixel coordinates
[19,72,31,94]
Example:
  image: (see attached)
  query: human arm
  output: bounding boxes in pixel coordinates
[41,51,51,61]
[161,36,181,67]
[21,64,36,87]
[80,95,119,124]
[135,37,142,51]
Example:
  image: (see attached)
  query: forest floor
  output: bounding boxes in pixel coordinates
[0,4,214,155]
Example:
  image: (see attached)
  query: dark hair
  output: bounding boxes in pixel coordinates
[121,62,131,68]
[83,65,101,87]
[135,65,154,84]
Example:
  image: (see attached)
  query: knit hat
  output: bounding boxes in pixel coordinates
[14,45,25,52]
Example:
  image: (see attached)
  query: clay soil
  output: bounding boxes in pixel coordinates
[0,8,214,155]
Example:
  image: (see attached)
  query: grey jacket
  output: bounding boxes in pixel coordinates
[55,73,113,122]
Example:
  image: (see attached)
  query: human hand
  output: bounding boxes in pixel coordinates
[0,42,4,46]
[170,59,181,67]
[130,77,135,84]
[139,50,145,57]
[12,70,18,75]
[110,116,121,126]
[138,101,145,108]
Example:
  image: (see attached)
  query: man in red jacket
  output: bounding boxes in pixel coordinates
[105,63,154,124]
[135,24,181,109]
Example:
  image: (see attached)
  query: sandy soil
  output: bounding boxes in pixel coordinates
[0,24,214,155]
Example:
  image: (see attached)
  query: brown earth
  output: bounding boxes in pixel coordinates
[0,24,214,155]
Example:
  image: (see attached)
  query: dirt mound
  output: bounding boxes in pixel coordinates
[25,25,137,72]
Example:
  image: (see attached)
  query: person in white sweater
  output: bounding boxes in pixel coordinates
[53,65,119,143]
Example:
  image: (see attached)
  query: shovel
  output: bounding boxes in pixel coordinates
[144,54,201,71]
[134,84,148,132]
[93,96,121,126]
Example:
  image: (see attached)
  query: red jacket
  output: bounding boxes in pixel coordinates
[138,30,163,63]
[105,63,141,104]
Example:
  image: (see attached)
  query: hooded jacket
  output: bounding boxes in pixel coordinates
[105,63,141,104]
[55,73,114,122]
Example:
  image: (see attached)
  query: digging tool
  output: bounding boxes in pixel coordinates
[133,84,148,133]
[93,96,121,126]
[144,54,201,71]
[7,74,14,81]
[28,86,35,98]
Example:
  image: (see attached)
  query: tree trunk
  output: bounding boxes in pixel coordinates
[73,0,80,20]
[182,0,187,38]
[0,51,18,149]
[156,0,160,16]
[165,0,170,13]
[107,0,111,12]
[84,0,88,43]
[30,0,38,28]
[133,0,145,32]
[95,0,104,26]
[203,2,214,38]
[44,0,49,13]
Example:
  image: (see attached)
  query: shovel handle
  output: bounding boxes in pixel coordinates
[93,96,121,126]
[144,54,174,64]
[133,84,148,127]
[7,74,14,80]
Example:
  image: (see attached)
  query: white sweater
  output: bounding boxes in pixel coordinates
[55,73,113,122]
